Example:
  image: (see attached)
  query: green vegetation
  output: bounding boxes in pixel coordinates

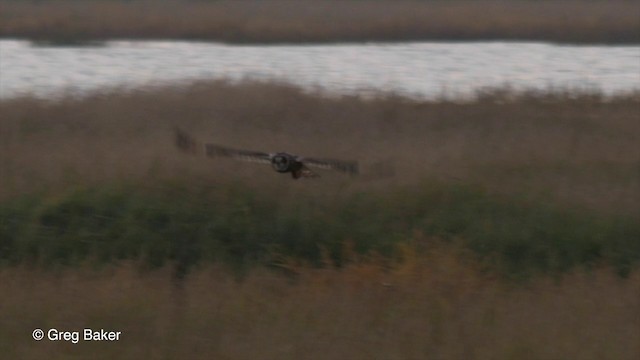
[1,0,638,44]
[1,181,638,277]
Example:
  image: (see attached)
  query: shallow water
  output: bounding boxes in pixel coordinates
[1,40,639,99]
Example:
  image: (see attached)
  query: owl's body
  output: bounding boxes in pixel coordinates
[175,129,358,179]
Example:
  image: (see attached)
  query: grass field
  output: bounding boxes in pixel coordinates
[1,81,639,358]
[1,0,639,44]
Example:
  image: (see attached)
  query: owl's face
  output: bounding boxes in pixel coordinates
[271,154,292,172]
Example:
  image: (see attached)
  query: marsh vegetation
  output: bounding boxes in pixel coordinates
[1,81,639,358]
[3,259,639,360]
[2,81,639,272]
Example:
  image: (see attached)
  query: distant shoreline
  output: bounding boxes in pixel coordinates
[1,0,639,45]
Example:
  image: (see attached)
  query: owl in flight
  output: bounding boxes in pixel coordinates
[175,128,358,179]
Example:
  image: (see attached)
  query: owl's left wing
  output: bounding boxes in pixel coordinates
[302,157,359,175]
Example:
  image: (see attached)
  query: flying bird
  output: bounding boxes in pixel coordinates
[175,128,358,179]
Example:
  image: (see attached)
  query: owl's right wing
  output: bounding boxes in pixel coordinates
[175,128,272,165]
[204,143,272,165]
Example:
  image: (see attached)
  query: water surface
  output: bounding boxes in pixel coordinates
[1,40,639,99]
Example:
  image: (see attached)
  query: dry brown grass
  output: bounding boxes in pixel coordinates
[1,81,639,215]
[1,246,638,360]
[1,0,639,44]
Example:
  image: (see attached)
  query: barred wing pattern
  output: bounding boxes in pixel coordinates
[302,157,358,175]
[204,144,272,165]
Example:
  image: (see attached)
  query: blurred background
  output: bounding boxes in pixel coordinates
[1,1,639,359]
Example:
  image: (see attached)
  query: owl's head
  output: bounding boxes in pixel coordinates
[271,153,294,172]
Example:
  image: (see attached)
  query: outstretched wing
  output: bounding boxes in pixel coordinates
[302,157,358,175]
[175,128,271,165]
[204,144,272,165]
